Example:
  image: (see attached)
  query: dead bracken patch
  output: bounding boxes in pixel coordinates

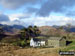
[0,45,59,56]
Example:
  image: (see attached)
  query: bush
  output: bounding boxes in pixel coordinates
[20,39,26,47]
[12,39,27,47]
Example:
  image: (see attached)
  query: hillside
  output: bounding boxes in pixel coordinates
[0,25,75,56]
[0,24,24,35]
[39,26,67,37]
[53,25,75,32]
[0,44,59,56]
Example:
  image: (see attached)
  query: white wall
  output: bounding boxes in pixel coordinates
[30,38,45,47]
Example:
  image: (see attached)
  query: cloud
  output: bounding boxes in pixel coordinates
[0,19,24,26]
[9,15,75,26]
[8,13,30,21]
[1,14,75,27]
[36,0,75,17]
[1,19,34,27]
[0,0,75,17]
[1,0,75,26]
[25,7,39,14]
[0,13,10,22]
[29,16,75,26]
[66,11,75,17]
[0,13,30,26]
[0,0,40,9]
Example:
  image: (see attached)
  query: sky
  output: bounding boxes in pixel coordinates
[0,0,75,27]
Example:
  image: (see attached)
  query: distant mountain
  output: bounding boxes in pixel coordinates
[52,25,60,28]
[52,25,75,32]
[0,24,25,34]
[0,24,24,29]
[64,27,75,32]
[12,25,25,29]
[0,24,3,26]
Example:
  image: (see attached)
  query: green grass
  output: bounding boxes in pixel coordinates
[63,46,75,51]
[61,40,75,51]
[68,40,75,46]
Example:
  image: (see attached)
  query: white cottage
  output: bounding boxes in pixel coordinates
[30,38,45,47]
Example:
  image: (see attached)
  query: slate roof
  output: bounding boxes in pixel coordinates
[48,37,65,40]
[33,38,46,41]
[32,37,66,42]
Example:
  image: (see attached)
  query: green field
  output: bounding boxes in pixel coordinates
[69,40,75,46]
[61,39,75,51]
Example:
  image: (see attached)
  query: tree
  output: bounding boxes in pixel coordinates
[27,25,41,37]
[0,27,4,34]
[19,25,41,47]
[33,26,41,36]
[20,28,27,39]
[17,28,27,47]
[28,26,34,37]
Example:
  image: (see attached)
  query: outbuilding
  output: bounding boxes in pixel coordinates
[47,37,66,48]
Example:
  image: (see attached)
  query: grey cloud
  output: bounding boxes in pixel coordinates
[0,14,10,22]
[0,0,40,9]
[18,16,30,19]
[66,11,75,17]
[13,20,34,27]
[1,0,75,17]
[26,7,39,14]
[36,0,75,17]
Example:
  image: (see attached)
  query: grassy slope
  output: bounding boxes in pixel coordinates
[61,39,75,51]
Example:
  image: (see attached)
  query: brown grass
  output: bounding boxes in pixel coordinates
[0,45,59,56]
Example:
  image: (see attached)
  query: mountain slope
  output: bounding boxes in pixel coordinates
[39,26,67,37]
[0,24,24,35]
[53,25,75,32]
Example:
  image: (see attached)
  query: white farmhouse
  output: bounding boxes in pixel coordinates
[30,38,46,47]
